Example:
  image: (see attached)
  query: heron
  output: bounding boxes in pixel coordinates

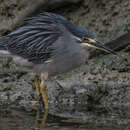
[0,12,116,110]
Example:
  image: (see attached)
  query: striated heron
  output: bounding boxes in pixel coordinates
[0,12,116,110]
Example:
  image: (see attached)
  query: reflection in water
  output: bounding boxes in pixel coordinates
[34,108,49,129]
[40,110,48,129]
[0,106,130,130]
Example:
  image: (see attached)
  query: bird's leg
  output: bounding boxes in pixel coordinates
[38,73,49,128]
[33,73,49,128]
[35,75,40,98]
[40,73,49,110]
[31,75,40,105]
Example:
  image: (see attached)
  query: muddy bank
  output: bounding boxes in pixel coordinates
[0,0,130,122]
[0,0,82,33]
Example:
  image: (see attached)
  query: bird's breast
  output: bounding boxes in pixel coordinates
[44,48,87,76]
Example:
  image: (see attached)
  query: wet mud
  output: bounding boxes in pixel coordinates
[0,0,130,129]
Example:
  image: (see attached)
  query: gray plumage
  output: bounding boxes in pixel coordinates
[0,12,116,76]
[0,12,117,110]
[0,12,93,75]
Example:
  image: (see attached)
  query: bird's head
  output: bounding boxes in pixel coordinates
[65,22,116,55]
[60,16,116,55]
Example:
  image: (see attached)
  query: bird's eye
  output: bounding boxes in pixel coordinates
[82,37,89,42]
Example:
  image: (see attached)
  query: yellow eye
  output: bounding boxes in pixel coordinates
[82,37,96,43]
[82,37,89,42]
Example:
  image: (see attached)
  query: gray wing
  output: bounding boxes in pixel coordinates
[6,13,63,64]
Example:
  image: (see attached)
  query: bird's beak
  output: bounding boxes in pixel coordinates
[82,38,117,55]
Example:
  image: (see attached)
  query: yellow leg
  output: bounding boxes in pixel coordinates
[34,108,49,129]
[35,75,40,98]
[40,81,49,110]
[31,75,40,105]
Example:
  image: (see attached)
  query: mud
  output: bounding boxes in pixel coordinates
[0,0,130,125]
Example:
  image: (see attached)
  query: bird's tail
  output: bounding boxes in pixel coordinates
[0,36,11,56]
[0,36,8,50]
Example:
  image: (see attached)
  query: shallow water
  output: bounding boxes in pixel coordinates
[0,107,130,130]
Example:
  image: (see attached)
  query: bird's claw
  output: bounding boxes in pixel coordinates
[30,94,44,106]
[31,101,39,105]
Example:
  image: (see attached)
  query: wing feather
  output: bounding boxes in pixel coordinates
[6,13,62,64]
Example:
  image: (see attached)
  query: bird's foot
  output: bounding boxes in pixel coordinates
[30,94,44,106]
[31,101,39,105]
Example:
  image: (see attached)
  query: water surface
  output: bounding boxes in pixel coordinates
[0,107,130,130]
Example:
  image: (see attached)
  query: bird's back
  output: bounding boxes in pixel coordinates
[0,12,89,69]
[0,13,62,64]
